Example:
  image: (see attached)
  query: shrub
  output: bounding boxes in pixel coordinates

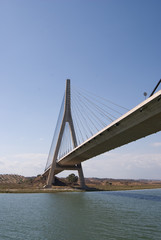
[66,173,78,184]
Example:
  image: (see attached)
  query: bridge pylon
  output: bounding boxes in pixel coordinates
[46,79,86,188]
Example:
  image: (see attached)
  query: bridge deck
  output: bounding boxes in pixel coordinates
[44,90,161,176]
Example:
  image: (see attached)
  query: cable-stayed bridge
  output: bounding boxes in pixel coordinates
[44,79,161,188]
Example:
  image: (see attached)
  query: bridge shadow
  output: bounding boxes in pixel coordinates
[52,177,104,191]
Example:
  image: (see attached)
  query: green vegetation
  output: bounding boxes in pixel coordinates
[66,173,78,184]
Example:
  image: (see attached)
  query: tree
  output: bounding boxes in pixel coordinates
[66,173,78,184]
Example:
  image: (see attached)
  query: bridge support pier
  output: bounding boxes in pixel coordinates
[45,163,86,189]
[77,164,86,189]
[45,166,86,189]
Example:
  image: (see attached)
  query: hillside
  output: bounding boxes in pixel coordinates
[0,174,45,189]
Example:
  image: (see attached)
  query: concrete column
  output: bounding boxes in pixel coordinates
[77,163,86,189]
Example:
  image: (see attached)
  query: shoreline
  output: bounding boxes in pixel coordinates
[1,185,161,193]
[1,175,161,193]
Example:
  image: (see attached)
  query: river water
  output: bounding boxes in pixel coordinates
[0,189,161,240]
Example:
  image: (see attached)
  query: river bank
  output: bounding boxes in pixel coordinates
[0,174,161,193]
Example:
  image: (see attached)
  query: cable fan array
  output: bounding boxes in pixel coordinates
[71,87,128,146]
[45,86,129,171]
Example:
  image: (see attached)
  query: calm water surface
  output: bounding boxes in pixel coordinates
[0,189,161,240]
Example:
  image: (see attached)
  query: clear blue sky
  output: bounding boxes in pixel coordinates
[0,0,161,179]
